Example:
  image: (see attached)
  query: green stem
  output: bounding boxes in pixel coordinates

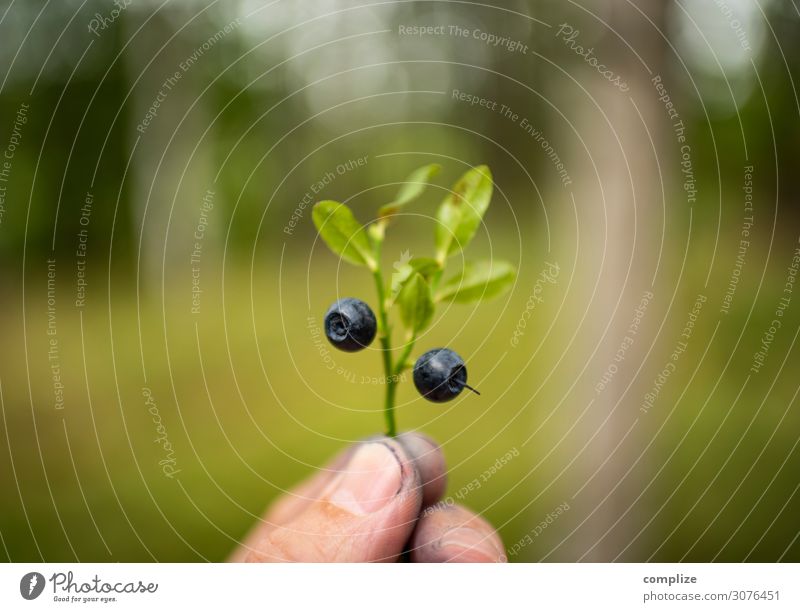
[371,265,397,437]
[384,365,398,437]
[394,333,417,376]
[430,266,445,293]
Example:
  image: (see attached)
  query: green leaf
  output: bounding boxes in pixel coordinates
[407,257,441,280]
[435,165,493,261]
[436,260,515,303]
[378,164,441,219]
[390,256,440,299]
[312,200,376,269]
[397,272,434,333]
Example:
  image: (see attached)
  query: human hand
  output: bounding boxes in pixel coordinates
[228,433,507,562]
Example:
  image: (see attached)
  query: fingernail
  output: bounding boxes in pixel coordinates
[328,442,402,515]
[440,527,507,562]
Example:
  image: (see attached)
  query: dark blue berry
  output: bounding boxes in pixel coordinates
[413,348,478,402]
[324,298,377,352]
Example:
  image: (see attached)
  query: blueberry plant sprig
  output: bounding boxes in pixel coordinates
[313,164,515,437]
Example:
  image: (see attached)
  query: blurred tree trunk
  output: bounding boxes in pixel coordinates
[562,0,668,561]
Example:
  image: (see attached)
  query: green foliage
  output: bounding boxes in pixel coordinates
[397,272,434,333]
[312,200,376,269]
[377,163,441,219]
[390,256,440,300]
[437,259,516,303]
[314,163,513,336]
[434,165,493,262]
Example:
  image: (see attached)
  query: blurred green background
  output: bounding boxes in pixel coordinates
[1,0,799,562]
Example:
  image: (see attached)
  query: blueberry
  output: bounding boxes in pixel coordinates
[324,298,377,352]
[413,348,479,402]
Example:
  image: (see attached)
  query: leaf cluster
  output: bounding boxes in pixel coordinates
[312,164,515,335]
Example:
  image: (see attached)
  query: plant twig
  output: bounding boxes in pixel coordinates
[371,264,397,437]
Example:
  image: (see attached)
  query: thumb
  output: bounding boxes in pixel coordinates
[245,437,422,562]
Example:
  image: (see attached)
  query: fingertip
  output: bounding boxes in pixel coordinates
[324,441,405,516]
[232,434,446,562]
[261,438,422,562]
[396,431,448,508]
[410,504,507,563]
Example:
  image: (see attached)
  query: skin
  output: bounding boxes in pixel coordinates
[228,432,506,563]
